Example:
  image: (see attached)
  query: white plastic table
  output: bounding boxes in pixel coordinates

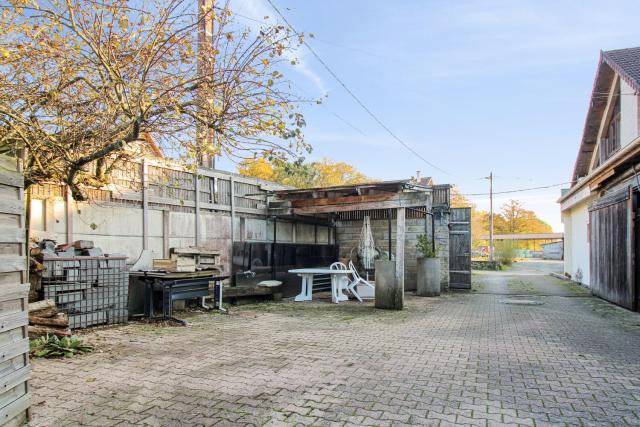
[288,268,354,304]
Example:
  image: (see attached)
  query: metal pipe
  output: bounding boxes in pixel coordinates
[271,216,276,279]
[387,208,392,259]
[406,207,436,254]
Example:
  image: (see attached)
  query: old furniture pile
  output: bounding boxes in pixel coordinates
[130,246,227,322]
[31,240,129,329]
[152,247,223,273]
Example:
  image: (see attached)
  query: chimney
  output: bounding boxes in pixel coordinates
[416,170,421,182]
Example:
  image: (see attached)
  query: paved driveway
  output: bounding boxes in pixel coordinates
[30,262,640,426]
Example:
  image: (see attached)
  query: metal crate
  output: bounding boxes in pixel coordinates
[41,256,129,329]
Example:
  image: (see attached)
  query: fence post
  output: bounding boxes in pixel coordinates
[141,160,149,250]
[230,175,235,242]
[195,171,201,246]
[65,185,74,244]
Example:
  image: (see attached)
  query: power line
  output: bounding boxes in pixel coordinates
[461,182,572,197]
[265,0,452,176]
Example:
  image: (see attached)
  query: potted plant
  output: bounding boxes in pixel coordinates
[416,234,440,297]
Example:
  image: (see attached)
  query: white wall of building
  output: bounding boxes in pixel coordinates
[620,79,639,148]
[562,200,590,286]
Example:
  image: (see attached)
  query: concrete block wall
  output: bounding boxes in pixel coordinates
[30,197,333,275]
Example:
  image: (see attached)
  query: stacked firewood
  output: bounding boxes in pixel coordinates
[28,300,71,338]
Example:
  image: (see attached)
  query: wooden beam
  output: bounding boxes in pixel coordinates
[290,193,430,215]
[290,193,395,208]
[395,207,405,307]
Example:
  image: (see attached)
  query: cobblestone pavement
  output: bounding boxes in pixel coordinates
[31,263,640,426]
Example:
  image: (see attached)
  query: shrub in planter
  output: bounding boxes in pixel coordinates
[416,234,440,297]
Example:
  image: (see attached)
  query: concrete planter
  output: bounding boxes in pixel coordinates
[375,260,403,310]
[416,256,440,297]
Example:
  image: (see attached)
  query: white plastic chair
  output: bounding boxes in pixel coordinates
[349,261,375,299]
[330,262,361,302]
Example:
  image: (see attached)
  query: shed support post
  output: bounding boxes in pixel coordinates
[395,207,405,303]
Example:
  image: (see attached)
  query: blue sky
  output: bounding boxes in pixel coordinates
[219,0,640,231]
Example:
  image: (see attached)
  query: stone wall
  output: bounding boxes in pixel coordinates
[335,213,450,291]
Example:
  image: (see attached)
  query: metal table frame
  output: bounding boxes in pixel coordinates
[133,271,229,324]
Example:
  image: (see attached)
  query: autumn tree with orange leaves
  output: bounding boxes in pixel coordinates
[238,157,369,188]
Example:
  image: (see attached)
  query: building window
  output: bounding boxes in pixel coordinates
[600,95,621,164]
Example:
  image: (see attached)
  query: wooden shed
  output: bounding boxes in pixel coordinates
[268,180,470,291]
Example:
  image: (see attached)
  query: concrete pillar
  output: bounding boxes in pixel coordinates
[141,160,149,250]
[65,186,73,244]
[374,260,402,310]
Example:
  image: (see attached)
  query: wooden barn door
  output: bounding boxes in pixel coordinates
[449,207,471,289]
[589,188,636,310]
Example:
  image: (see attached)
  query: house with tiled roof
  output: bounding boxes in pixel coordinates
[559,47,640,311]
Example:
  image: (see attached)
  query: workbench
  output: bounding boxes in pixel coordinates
[129,270,229,323]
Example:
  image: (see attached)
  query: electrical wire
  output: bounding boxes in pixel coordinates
[460,182,572,196]
[265,0,452,176]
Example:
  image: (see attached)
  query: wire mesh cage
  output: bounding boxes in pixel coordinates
[41,256,129,329]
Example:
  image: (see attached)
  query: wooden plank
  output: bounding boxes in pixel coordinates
[0,311,27,334]
[0,257,25,274]
[0,200,23,216]
[291,193,396,208]
[0,170,23,189]
[0,366,30,394]
[222,286,275,298]
[0,284,30,303]
[0,339,29,362]
[0,392,30,424]
[0,228,23,245]
[292,196,430,215]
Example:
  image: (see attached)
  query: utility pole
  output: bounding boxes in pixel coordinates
[488,172,494,261]
[197,0,215,169]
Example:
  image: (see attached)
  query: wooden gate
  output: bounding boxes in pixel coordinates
[0,155,30,424]
[449,207,471,289]
[589,188,636,310]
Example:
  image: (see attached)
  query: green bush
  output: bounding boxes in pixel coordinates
[495,241,516,266]
[416,234,436,258]
[30,334,93,358]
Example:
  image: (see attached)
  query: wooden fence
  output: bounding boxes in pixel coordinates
[0,155,30,425]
